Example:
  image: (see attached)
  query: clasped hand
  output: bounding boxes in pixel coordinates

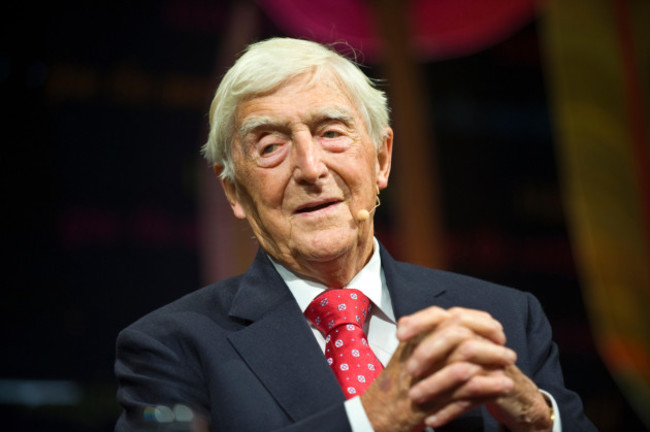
[360,307,553,432]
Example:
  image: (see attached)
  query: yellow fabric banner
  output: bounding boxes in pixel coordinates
[540,0,650,426]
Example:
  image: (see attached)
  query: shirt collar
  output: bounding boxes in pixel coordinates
[269,238,394,321]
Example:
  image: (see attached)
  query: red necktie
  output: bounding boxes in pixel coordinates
[304,288,384,399]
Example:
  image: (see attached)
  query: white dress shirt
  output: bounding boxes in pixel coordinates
[270,238,560,431]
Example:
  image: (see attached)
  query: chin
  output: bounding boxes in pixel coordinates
[293,228,357,262]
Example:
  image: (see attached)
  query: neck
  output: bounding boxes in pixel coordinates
[287,238,375,288]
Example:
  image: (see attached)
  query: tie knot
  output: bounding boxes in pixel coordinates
[304,288,372,335]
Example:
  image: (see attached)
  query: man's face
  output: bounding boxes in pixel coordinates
[220,71,392,283]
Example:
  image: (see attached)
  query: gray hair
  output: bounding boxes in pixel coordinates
[202,37,390,181]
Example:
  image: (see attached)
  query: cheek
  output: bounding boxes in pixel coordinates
[245,170,288,210]
[338,150,376,184]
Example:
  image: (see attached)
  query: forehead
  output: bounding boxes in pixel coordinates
[236,72,362,127]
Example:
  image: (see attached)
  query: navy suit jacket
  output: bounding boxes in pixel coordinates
[115,246,596,431]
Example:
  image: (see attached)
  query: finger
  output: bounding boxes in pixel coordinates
[447,338,517,367]
[450,371,514,400]
[409,362,513,404]
[446,307,506,345]
[409,362,479,403]
[423,399,479,429]
[406,325,475,377]
[423,375,514,428]
[406,324,516,377]
[397,307,506,346]
[396,306,449,341]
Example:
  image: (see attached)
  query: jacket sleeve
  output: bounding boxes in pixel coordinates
[521,293,597,432]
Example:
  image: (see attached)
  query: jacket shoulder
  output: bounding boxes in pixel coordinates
[121,274,246,337]
[388,254,528,300]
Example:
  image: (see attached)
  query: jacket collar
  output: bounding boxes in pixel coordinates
[379,246,447,319]
[226,249,344,421]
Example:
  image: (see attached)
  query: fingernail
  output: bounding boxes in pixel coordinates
[396,324,409,340]
[406,358,419,375]
[409,387,423,403]
[425,415,438,427]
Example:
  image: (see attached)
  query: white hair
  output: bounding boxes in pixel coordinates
[202,37,390,181]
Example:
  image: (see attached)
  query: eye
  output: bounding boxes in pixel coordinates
[323,129,342,139]
[256,132,286,157]
[260,143,279,155]
[253,134,289,168]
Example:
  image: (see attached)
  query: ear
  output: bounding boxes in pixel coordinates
[376,127,393,190]
[214,164,247,220]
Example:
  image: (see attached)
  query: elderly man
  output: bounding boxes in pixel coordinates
[115,38,595,431]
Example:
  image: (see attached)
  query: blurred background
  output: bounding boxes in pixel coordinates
[2,0,648,430]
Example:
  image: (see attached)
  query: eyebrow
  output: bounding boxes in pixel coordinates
[239,116,285,140]
[311,107,355,127]
[238,106,356,140]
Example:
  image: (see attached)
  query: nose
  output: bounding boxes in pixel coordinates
[292,131,327,184]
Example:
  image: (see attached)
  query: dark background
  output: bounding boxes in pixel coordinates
[2,1,646,430]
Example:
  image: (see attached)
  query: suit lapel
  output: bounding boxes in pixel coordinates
[226,250,343,421]
[380,246,448,319]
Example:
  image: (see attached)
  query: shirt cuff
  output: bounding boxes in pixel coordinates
[540,389,562,432]
[344,396,375,431]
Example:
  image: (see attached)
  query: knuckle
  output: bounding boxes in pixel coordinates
[462,379,482,396]
[410,341,439,367]
[478,310,492,320]
[423,305,442,315]
[450,325,473,340]
[428,306,448,320]
[449,362,476,381]
[477,310,498,325]
[448,306,465,317]
[397,316,410,328]
[457,340,478,359]
[411,346,430,365]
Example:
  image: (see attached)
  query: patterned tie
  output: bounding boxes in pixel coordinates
[304,288,384,399]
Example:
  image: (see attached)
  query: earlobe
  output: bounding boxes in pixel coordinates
[219,176,248,220]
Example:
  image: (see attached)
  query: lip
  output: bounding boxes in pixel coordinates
[294,198,343,215]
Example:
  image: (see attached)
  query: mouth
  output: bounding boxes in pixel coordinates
[295,199,341,214]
